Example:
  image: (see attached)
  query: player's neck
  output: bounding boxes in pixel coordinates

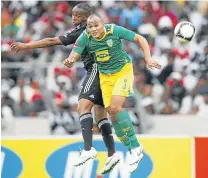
[75,21,86,28]
[98,31,105,39]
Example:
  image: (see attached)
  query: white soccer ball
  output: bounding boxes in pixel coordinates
[174,21,195,42]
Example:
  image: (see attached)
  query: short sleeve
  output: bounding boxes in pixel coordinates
[113,25,136,41]
[72,31,89,54]
[58,27,85,46]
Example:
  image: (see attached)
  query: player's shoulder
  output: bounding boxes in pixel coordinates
[78,29,90,39]
[63,25,85,38]
[105,24,116,35]
[83,29,92,39]
[105,24,125,36]
[64,27,76,35]
[105,24,115,29]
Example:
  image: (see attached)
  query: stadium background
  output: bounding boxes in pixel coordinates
[1,1,208,178]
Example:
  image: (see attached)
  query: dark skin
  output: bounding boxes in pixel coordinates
[9,7,108,123]
[10,7,88,51]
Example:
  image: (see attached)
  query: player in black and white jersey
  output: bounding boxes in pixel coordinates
[10,3,120,174]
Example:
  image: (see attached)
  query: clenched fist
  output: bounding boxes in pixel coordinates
[146,58,161,70]
[63,57,75,68]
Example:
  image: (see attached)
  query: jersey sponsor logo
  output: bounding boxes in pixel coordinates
[46,141,153,178]
[1,146,23,178]
[95,50,110,62]
[97,54,108,58]
[106,39,113,47]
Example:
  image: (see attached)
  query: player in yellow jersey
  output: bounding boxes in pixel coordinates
[64,14,161,172]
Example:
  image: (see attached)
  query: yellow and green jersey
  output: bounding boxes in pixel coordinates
[73,24,136,74]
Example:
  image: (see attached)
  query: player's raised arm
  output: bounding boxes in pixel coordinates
[10,37,62,53]
[134,34,161,69]
[10,3,91,53]
[64,31,88,68]
[114,25,161,70]
[9,28,84,53]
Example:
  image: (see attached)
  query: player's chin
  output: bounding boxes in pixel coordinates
[92,34,100,39]
[73,21,79,26]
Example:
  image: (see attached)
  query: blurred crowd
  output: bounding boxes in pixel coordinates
[1,1,208,134]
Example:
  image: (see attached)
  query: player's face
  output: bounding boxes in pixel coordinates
[72,7,87,26]
[87,19,105,39]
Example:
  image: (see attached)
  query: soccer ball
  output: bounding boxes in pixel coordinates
[174,21,195,42]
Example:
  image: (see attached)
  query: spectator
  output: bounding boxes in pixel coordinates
[196,83,208,119]
[49,95,80,135]
[1,1,208,122]
[164,72,186,108]
[9,77,33,104]
[119,1,143,31]
[1,96,14,135]
[30,81,46,116]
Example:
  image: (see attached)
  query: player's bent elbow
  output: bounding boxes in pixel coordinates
[134,34,146,45]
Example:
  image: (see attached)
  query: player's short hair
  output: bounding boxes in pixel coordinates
[75,3,92,17]
[88,14,102,21]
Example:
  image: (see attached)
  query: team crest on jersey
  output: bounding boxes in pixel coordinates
[106,39,113,47]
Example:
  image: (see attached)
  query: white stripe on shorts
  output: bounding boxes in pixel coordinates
[84,63,97,93]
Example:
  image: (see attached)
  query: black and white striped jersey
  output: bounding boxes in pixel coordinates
[59,22,95,70]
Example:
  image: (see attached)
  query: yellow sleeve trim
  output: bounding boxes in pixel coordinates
[84,31,91,38]
[107,24,115,35]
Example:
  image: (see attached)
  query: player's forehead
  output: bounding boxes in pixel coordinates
[72,7,85,16]
[87,17,101,26]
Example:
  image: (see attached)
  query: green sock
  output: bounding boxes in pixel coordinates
[112,122,131,150]
[115,110,140,149]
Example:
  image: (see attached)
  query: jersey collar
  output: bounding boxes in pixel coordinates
[76,21,87,29]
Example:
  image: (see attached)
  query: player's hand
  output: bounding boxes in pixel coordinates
[63,57,75,68]
[10,42,26,53]
[146,58,161,70]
